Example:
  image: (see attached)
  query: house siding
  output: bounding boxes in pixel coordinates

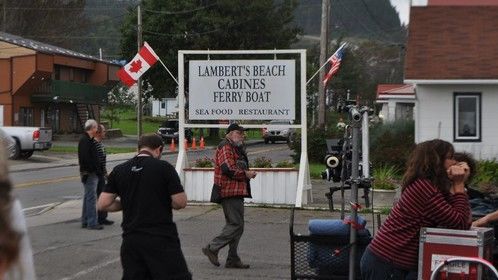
[416,84,498,160]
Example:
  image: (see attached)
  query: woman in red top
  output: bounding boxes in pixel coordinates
[361,139,471,279]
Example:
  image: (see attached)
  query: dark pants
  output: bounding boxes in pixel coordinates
[121,234,191,280]
[96,175,108,223]
[208,197,244,263]
[360,247,417,280]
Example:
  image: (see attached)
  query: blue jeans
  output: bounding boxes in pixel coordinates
[360,247,417,280]
[82,173,99,227]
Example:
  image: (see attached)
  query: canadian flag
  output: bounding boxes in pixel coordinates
[117,42,159,87]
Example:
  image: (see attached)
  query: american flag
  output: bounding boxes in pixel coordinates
[323,43,346,86]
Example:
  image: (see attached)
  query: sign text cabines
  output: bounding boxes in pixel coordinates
[188,60,295,120]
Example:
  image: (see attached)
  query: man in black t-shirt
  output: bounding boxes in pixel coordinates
[97,133,191,279]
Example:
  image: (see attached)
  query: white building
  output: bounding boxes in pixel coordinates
[405,1,498,160]
[376,84,415,123]
[151,98,178,117]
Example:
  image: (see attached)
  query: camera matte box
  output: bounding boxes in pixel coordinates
[418,227,494,280]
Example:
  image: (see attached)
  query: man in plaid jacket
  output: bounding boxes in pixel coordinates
[202,123,257,269]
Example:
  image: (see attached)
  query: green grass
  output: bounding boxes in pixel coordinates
[103,107,264,139]
[50,146,136,154]
[309,162,325,179]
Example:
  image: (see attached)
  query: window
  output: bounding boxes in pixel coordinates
[454,93,481,142]
[19,107,34,126]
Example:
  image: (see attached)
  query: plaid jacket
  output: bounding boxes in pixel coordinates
[214,139,251,198]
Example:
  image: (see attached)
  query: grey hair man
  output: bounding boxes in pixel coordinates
[78,119,104,230]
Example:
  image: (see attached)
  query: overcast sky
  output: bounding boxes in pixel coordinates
[390,0,410,24]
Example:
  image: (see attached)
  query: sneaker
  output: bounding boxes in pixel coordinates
[225,261,250,269]
[81,224,87,228]
[87,225,104,230]
[99,219,114,225]
[202,246,220,267]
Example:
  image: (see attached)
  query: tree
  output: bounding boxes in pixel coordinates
[102,86,135,128]
[120,0,301,99]
[2,0,88,49]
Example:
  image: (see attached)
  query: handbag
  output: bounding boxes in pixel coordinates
[210,184,222,203]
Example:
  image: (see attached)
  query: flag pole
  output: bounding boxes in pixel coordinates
[306,42,347,85]
[157,58,179,85]
[136,3,143,138]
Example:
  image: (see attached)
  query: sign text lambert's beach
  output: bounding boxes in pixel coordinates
[188,60,295,120]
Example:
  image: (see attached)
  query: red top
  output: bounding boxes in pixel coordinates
[214,140,250,198]
[369,179,471,269]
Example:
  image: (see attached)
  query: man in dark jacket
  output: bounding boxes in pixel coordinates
[202,123,257,269]
[78,119,103,230]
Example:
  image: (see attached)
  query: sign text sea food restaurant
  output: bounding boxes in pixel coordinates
[188,60,295,120]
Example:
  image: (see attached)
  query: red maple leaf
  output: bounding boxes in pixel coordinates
[129,59,142,73]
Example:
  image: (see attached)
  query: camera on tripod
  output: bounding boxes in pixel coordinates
[321,139,345,182]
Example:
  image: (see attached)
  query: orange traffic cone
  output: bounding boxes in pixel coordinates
[191,137,197,150]
[199,136,205,149]
[184,138,188,151]
[169,138,176,152]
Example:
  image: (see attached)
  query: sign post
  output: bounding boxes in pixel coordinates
[177,49,311,207]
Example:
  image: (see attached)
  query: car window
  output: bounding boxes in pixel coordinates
[161,120,179,129]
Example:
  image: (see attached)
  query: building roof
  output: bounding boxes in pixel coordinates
[376,84,415,100]
[405,6,498,80]
[0,31,117,64]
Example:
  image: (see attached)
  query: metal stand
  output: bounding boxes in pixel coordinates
[346,106,372,280]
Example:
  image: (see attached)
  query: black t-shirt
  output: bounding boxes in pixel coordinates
[104,155,184,238]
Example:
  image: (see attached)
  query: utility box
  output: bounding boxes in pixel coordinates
[418,227,494,280]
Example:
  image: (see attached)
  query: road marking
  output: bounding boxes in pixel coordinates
[58,257,120,280]
[14,175,80,189]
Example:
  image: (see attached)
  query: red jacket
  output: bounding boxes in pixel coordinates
[214,139,251,198]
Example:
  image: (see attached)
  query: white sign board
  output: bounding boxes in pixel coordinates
[188,60,295,120]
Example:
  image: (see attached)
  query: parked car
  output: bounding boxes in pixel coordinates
[262,120,295,144]
[0,126,52,159]
[157,119,193,143]
[0,127,16,159]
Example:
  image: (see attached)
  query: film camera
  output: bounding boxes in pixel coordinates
[321,139,346,182]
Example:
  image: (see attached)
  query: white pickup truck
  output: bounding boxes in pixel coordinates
[0,126,52,159]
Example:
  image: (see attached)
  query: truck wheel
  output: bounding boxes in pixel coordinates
[19,151,34,159]
[10,142,21,160]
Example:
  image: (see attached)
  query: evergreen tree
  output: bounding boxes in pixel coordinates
[2,0,88,49]
[120,0,301,99]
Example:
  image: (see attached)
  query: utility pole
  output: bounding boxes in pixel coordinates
[318,0,330,128]
[137,3,143,138]
[3,0,7,32]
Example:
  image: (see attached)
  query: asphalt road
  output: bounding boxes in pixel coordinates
[7,139,386,280]
[11,142,295,210]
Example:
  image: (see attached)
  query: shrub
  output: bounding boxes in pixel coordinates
[289,127,342,163]
[372,165,400,190]
[370,120,415,173]
[472,159,498,193]
[251,157,272,168]
[275,160,295,168]
[194,157,214,168]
